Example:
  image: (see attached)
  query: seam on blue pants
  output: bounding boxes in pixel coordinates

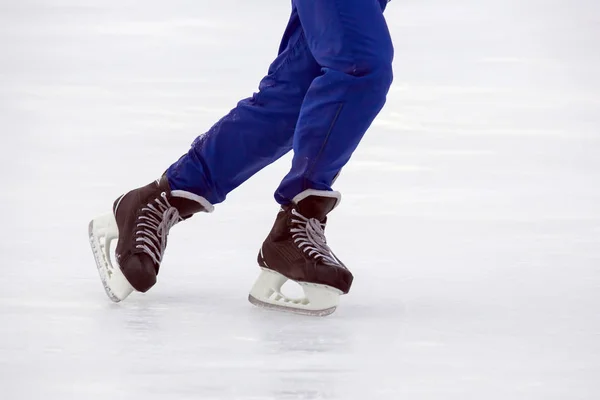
[303,102,344,191]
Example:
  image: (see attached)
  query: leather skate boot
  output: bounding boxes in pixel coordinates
[113,175,214,292]
[248,189,353,316]
[88,174,213,302]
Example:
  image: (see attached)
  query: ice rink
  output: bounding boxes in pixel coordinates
[1,1,599,399]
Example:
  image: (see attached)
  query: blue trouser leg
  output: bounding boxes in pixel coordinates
[167,0,393,205]
[274,0,394,203]
[166,9,319,204]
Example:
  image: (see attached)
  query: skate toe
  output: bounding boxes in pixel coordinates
[311,263,353,294]
[339,268,353,294]
[120,254,157,292]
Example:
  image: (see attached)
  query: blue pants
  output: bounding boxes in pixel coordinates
[167,0,393,205]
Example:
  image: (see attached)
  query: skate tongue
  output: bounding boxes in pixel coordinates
[293,190,341,221]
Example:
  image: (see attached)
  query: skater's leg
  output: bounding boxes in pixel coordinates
[274,0,394,203]
[167,8,320,205]
[249,0,393,314]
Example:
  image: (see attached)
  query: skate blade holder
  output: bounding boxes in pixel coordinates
[248,268,343,316]
[88,213,134,302]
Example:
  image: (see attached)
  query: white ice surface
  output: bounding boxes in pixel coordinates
[1,1,599,399]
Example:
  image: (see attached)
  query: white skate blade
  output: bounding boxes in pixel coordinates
[88,213,134,302]
[248,268,342,317]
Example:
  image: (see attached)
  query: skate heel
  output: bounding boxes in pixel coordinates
[248,268,342,317]
[88,213,134,302]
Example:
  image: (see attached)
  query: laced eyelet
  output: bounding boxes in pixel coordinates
[289,210,340,267]
[133,195,182,265]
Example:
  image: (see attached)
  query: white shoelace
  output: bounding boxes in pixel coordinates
[135,192,182,265]
[290,208,341,266]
